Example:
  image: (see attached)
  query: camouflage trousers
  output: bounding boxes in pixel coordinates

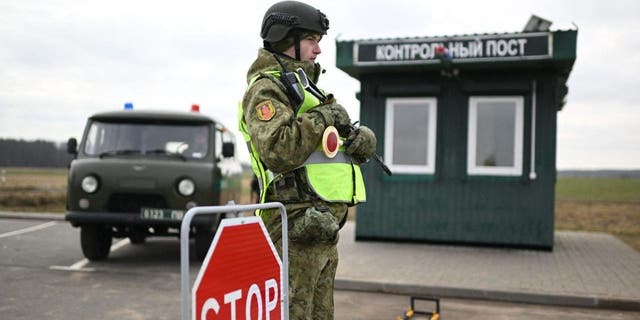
[261,203,347,320]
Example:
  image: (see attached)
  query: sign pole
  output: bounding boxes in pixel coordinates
[180,202,288,320]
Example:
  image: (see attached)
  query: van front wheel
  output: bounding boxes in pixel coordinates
[80,225,113,261]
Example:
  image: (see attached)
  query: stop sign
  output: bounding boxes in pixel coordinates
[192,217,283,320]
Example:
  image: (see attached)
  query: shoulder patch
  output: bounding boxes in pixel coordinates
[255,100,276,121]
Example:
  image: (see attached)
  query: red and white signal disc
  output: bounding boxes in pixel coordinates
[322,126,339,158]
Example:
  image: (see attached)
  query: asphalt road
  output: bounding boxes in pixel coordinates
[1,217,639,320]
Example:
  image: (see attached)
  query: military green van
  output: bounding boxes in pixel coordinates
[65,107,242,261]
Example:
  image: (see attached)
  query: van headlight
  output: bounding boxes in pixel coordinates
[81,175,99,194]
[177,178,195,196]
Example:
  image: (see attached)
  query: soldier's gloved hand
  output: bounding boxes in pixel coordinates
[329,103,352,136]
[311,100,351,136]
[344,126,377,164]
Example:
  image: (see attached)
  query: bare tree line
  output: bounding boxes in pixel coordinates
[0,139,73,168]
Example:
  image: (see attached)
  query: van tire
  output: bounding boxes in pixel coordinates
[129,227,147,245]
[195,227,215,261]
[81,225,113,261]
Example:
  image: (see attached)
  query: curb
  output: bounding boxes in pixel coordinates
[335,279,640,311]
[0,211,65,221]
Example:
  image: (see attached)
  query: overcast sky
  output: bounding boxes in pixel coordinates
[1,0,639,169]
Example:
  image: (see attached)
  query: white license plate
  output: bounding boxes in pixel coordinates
[140,208,184,220]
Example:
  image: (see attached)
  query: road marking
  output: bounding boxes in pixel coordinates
[110,238,131,251]
[0,221,57,239]
[50,259,94,272]
[50,238,130,272]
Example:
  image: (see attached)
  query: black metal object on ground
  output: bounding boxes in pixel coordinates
[396,296,440,320]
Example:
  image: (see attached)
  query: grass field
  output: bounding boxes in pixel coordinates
[555,177,640,251]
[1,167,639,251]
[0,167,67,212]
[556,178,640,202]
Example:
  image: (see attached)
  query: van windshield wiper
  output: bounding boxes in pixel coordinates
[145,149,187,161]
[98,149,187,161]
[98,149,142,158]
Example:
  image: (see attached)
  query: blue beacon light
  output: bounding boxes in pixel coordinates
[124,102,134,110]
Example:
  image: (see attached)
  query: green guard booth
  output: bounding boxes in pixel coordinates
[336,28,577,249]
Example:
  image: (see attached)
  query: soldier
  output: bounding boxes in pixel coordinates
[238,1,376,319]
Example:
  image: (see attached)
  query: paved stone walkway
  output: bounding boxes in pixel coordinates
[336,222,640,310]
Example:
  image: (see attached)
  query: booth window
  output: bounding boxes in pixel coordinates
[467,96,523,176]
[384,97,437,174]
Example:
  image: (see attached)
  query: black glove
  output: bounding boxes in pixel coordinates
[329,103,352,136]
[344,126,377,164]
[311,102,351,135]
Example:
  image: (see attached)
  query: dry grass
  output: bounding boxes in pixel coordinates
[555,176,640,251]
[555,200,640,251]
[0,168,67,212]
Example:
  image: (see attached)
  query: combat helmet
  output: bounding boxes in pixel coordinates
[261,1,329,59]
[261,1,329,42]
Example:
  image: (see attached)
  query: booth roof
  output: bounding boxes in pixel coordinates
[335,29,577,80]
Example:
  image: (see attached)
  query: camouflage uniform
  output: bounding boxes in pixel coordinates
[242,48,349,319]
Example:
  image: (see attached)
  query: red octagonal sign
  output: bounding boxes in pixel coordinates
[192,217,283,320]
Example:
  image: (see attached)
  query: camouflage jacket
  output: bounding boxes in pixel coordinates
[242,48,328,174]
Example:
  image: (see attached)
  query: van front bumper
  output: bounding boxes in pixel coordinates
[65,211,217,228]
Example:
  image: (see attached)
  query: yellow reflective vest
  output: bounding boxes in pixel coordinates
[238,71,366,214]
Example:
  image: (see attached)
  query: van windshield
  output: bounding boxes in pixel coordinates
[83,121,211,160]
